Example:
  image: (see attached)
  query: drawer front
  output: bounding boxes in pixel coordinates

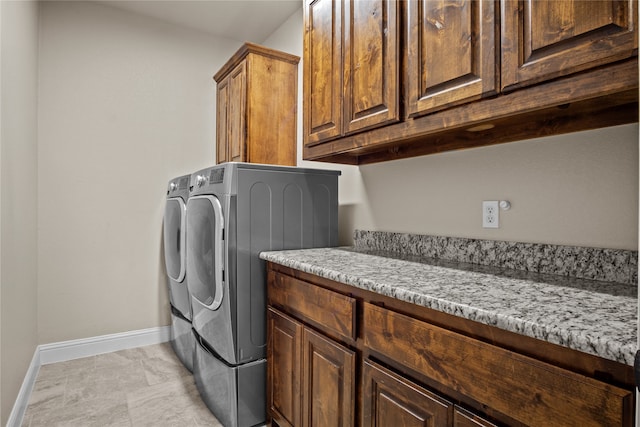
[363,303,633,426]
[269,271,356,340]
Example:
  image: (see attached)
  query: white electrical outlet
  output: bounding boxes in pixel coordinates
[482,201,499,228]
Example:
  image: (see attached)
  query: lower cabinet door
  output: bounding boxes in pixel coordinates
[362,360,453,427]
[302,327,356,427]
[268,308,303,427]
[453,406,498,427]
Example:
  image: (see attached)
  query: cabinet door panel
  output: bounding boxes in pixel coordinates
[302,328,355,427]
[453,406,498,427]
[405,0,497,117]
[343,0,399,133]
[304,0,343,145]
[268,309,303,427]
[228,61,246,162]
[501,0,638,90]
[362,360,453,427]
[216,78,229,164]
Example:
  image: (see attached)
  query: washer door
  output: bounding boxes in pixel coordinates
[186,195,225,310]
[163,197,186,282]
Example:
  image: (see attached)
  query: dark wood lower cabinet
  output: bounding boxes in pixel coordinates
[302,328,355,426]
[268,308,303,427]
[363,302,633,427]
[362,360,453,427]
[362,359,499,427]
[454,406,498,427]
[267,307,355,427]
[266,263,635,427]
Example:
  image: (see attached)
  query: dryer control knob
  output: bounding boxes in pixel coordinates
[169,182,177,192]
[196,175,207,187]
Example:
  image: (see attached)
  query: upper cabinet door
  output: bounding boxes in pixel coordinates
[343,0,400,134]
[304,0,343,145]
[227,61,247,162]
[405,0,498,118]
[216,77,229,164]
[501,0,638,91]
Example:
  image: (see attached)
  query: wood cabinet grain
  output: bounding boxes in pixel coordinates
[501,0,638,91]
[266,262,636,427]
[453,406,498,427]
[267,307,355,427]
[302,0,638,165]
[268,308,303,427]
[303,0,343,144]
[405,0,498,117]
[214,43,299,166]
[268,270,356,341]
[302,327,355,427]
[343,0,399,133]
[303,0,399,146]
[363,302,634,427]
[362,360,453,427]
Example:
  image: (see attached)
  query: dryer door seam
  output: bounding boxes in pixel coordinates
[189,195,225,311]
[165,197,187,283]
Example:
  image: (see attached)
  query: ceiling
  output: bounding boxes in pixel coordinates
[94,0,302,42]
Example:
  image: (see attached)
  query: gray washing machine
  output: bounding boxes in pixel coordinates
[186,163,340,427]
[163,174,194,372]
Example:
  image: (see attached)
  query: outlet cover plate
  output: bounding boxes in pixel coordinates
[483,201,499,228]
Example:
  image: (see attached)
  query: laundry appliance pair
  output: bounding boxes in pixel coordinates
[163,162,340,427]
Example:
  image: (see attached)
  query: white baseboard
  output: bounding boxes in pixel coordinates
[7,326,171,427]
[39,326,171,365]
[6,347,41,427]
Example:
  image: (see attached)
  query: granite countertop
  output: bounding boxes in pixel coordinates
[260,247,638,366]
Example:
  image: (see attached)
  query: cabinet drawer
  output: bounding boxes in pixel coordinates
[363,303,633,426]
[269,272,356,340]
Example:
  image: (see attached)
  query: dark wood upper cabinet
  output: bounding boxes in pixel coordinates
[343,0,400,133]
[226,61,247,162]
[302,0,638,165]
[304,0,343,145]
[501,0,638,91]
[405,0,498,118]
[304,0,399,145]
[216,77,230,164]
[214,43,299,166]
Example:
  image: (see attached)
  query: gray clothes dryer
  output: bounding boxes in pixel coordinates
[186,163,340,427]
[163,174,194,372]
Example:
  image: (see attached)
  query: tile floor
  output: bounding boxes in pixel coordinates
[21,343,223,427]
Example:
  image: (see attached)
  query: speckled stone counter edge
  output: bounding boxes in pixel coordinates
[260,248,636,365]
[354,230,638,286]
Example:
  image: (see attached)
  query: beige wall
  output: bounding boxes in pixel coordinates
[37,1,241,344]
[359,124,638,250]
[263,8,639,251]
[0,0,40,424]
